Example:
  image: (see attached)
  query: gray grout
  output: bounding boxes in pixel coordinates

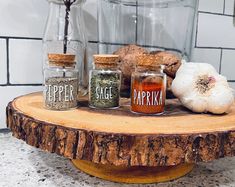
[0,128,10,133]
[223,0,226,14]
[198,10,235,17]
[6,38,9,84]
[219,49,223,74]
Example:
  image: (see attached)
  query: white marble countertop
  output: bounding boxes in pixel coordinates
[1,131,235,187]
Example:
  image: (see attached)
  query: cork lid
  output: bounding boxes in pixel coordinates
[48,53,76,67]
[94,54,119,65]
[137,54,164,69]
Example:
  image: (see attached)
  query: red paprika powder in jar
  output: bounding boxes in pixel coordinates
[131,54,166,115]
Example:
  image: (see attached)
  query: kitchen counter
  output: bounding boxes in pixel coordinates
[0,131,235,187]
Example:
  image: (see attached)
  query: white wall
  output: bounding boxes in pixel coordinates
[0,0,235,128]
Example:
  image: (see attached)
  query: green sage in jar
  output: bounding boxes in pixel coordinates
[43,54,78,111]
[89,55,121,109]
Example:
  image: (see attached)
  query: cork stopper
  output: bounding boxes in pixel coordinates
[136,54,164,70]
[93,54,119,68]
[48,53,76,67]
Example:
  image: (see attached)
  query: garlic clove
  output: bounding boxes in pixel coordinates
[181,92,208,113]
[171,74,194,97]
[172,63,197,97]
[207,84,234,114]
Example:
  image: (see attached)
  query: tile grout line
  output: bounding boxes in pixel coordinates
[198,10,234,17]
[0,36,42,40]
[96,0,100,54]
[0,84,42,87]
[194,10,199,48]
[223,0,226,14]
[219,49,223,74]
[195,46,235,50]
[88,40,98,44]
[6,38,10,84]
[135,0,138,44]
[0,128,10,134]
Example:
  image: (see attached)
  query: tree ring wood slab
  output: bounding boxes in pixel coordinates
[71,160,194,184]
[6,92,235,167]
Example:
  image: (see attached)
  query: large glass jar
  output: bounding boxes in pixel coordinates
[131,54,166,115]
[89,55,122,109]
[43,0,88,96]
[98,0,198,59]
[98,0,198,97]
[43,54,78,110]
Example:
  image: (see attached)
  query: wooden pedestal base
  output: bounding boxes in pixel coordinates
[71,160,194,184]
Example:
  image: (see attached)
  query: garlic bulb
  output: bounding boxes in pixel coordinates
[171,62,234,114]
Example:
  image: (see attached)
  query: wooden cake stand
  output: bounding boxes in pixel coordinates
[6,92,235,184]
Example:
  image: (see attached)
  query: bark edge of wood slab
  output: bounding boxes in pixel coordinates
[6,92,235,167]
[71,160,194,184]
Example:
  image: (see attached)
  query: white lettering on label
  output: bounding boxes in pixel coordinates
[53,85,58,102]
[70,86,74,101]
[59,86,63,101]
[47,84,75,102]
[47,85,52,102]
[95,86,113,100]
[64,85,69,102]
[133,89,163,106]
[147,91,151,105]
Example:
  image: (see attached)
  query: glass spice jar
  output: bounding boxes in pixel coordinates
[131,54,166,115]
[44,54,78,110]
[89,55,122,109]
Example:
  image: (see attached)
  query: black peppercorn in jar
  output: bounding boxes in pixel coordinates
[89,54,121,109]
[43,54,78,110]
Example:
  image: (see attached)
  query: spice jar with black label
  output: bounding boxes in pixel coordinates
[43,53,78,110]
[131,54,166,115]
[89,55,121,109]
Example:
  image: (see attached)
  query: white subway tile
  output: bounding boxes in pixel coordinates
[198,0,224,13]
[224,0,235,15]
[0,86,42,129]
[197,13,235,48]
[191,48,221,72]
[0,39,7,84]
[229,82,235,90]
[221,49,235,80]
[0,0,97,40]
[9,39,43,84]
[83,0,97,41]
[0,0,48,38]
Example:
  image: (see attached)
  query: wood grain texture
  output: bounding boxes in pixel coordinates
[6,92,235,167]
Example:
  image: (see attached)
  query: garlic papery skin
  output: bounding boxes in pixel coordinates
[171,62,234,114]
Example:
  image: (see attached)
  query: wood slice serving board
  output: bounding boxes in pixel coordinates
[6,92,235,184]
